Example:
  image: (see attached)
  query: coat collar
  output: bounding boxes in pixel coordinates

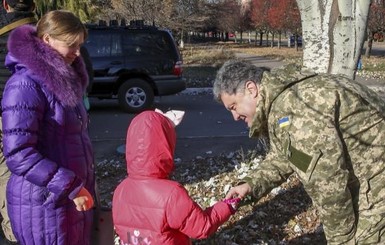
[6,25,88,107]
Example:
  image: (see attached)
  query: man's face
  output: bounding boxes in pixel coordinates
[220,81,259,128]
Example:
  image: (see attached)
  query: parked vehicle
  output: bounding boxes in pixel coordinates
[84,20,186,113]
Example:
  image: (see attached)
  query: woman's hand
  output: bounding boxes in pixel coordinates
[73,187,94,211]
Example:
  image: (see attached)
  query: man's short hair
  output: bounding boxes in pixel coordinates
[213,60,266,102]
[5,0,33,11]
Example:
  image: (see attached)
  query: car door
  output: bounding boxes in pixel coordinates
[84,29,124,95]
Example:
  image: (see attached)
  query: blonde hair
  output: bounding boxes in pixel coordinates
[36,10,87,46]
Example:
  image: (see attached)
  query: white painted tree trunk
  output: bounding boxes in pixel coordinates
[296,0,370,79]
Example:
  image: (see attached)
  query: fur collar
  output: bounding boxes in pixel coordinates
[6,25,88,107]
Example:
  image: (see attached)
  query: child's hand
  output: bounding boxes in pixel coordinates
[223,197,241,214]
[73,187,94,211]
[155,108,185,126]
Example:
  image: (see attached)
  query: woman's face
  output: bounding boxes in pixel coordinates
[43,32,84,64]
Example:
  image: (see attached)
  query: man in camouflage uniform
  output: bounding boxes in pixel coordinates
[214,60,385,244]
[0,1,36,244]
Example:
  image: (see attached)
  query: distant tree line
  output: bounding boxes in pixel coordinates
[34,0,384,50]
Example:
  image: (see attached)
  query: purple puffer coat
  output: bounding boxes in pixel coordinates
[1,25,95,245]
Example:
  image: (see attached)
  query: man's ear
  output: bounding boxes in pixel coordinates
[245,80,258,98]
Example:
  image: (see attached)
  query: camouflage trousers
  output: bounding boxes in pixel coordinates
[0,119,16,242]
[353,208,385,245]
[333,208,385,245]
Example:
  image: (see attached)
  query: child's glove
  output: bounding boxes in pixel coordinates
[223,197,241,214]
[73,187,94,211]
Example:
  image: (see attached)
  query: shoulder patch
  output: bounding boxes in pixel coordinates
[278,116,290,128]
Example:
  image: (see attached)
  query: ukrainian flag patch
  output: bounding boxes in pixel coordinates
[278,116,290,128]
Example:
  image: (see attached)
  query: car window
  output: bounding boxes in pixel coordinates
[122,31,174,58]
[85,31,122,57]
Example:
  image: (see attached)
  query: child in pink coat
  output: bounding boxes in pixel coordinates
[112,110,239,245]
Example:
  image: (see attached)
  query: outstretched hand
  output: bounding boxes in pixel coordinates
[73,187,94,212]
[155,108,185,126]
[223,197,241,213]
[225,183,252,199]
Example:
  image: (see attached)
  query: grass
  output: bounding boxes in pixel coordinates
[229,43,303,60]
[181,42,385,87]
[362,56,385,71]
[181,44,235,66]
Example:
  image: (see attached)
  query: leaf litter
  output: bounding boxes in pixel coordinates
[96,142,327,245]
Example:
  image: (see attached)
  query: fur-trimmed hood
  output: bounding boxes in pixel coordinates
[5,24,88,107]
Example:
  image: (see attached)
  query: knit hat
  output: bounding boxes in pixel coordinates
[5,0,34,10]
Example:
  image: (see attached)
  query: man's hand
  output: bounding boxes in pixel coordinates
[225,183,252,199]
[73,187,94,211]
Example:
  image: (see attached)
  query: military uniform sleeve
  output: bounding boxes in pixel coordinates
[243,138,294,199]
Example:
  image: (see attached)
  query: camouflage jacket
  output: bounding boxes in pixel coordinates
[245,64,385,244]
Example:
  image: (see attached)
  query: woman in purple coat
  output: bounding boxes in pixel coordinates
[1,10,94,245]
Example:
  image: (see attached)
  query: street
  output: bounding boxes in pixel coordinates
[89,49,385,163]
[89,92,258,163]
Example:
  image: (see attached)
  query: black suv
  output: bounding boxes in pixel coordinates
[84,20,186,112]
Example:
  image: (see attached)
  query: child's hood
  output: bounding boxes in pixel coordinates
[125,111,176,179]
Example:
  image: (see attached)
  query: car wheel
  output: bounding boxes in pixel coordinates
[117,79,154,113]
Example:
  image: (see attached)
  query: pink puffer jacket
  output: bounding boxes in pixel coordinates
[112,111,233,245]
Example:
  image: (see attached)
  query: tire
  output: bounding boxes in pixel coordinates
[117,79,154,113]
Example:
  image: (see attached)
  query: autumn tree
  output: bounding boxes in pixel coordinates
[285,0,301,49]
[365,0,385,57]
[215,0,252,42]
[108,0,169,25]
[268,0,291,48]
[208,0,238,41]
[173,0,215,43]
[296,0,371,79]
[250,0,271,46]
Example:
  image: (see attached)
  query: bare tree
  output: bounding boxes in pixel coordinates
[214,0,246,42]
[296,0,371,79]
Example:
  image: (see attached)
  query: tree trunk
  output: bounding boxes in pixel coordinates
[365,30,373,58]
[296,0,370,79]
